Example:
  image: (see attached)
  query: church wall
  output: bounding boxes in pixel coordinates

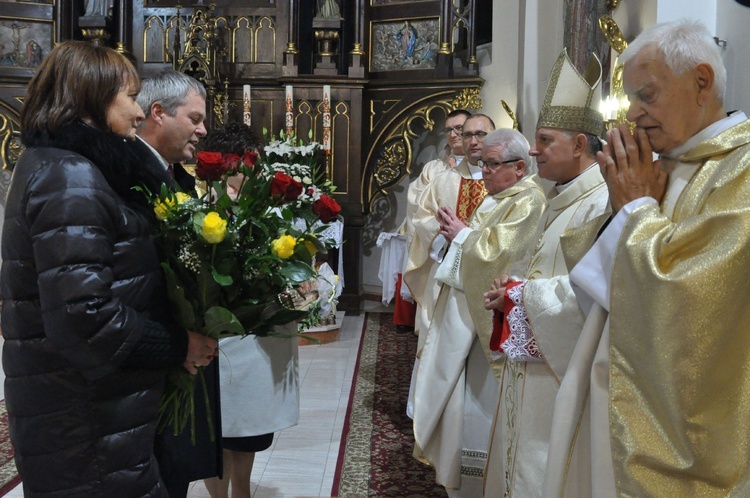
[476,0,522,130]
[716,1,750,115]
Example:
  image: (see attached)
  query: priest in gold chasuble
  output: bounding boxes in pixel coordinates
[411,129,545,497]
[482,49,609,498]
[557,21,750,498]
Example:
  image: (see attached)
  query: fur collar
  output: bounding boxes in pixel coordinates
[24,121,170,212]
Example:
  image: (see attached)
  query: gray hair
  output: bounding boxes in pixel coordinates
[483,128,532,173]
[137,70,207,117]
[621,19,726,102]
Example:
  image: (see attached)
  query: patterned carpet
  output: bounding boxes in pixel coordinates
[332,313,448,497]
[0,401,20,496]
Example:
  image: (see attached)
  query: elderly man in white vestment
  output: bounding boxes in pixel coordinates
[541,20,750,498]
[412,128,546,497]
[481,49,610,498]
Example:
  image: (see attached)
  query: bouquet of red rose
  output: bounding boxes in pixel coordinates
[145,130,341,438]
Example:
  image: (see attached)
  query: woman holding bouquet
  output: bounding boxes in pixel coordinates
[200,123,301,498]
[0,41,217,496]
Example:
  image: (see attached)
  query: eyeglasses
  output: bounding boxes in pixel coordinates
[443,126,463,135]
[461,131,488,140]
[479,158,521,170]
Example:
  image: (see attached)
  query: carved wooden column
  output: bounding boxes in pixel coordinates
[435,0,453,77]
[348,0,365,78]
[283,0,299,76]
[467,0,478,73]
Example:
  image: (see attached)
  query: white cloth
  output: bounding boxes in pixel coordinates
[218,322,300,436]
[376,232,408,305]
[294,218,345,286]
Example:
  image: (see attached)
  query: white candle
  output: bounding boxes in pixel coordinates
[243,84,251,127]
[285,85,294,135]
[322,85,331,152]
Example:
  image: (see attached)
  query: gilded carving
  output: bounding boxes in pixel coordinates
[451,87,482,111]
[501,100,519,130]
[599,15,627,54]
[0,110,23,171]
[374,141,406,187]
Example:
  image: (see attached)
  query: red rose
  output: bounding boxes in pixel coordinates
[222,153,241,173]
[242,150,259,169]
[312,194,341,223]
[196,151,232,181]
[270,171,303,202]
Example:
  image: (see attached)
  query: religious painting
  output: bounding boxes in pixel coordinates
[370,17,439,72]
[0,17,53,70]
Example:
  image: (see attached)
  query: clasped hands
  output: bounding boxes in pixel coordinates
[183,331,219,375]
[484,274,513,310]
[437,206,467,242]
[598,124,668,213]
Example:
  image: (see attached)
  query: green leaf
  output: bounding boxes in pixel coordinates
[211,266,233,286]
[192,211,207,237]
[203,306,245,338]
[161,263,197,330]
[278,260,315,283]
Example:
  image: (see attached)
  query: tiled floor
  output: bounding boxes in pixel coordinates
[0,308,382,498]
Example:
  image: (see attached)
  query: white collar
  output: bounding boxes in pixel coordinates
[664,111,748,159]
[555,162,598,193]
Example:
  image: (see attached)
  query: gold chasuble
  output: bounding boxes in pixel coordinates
[403,159,485,345]
[484,166,609,498]
[608,119,750,496]
[412,177,545,494]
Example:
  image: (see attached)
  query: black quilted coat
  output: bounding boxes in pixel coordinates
[1,122,188,497]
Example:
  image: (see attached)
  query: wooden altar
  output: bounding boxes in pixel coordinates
[0,0,488,312]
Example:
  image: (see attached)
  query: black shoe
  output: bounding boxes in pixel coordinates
[395,325,414,334]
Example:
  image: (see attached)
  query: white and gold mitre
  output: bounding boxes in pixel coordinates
[536,49,604,136]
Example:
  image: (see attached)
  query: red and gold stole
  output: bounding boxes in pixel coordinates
[455,178,487,222]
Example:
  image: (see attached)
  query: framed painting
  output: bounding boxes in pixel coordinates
[369,17,439,72]
[0,16,53,74]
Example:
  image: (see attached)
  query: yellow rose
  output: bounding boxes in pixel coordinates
[202,211,227,244]
[271,234,297,259]
[304,240,318,257]
[175,192,191,204]
[154,192,190,220]
[154,198,173,221]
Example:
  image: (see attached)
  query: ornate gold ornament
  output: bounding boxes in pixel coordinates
[451,88,482,110]
[373,141,407,187]
[501,100,519,130]
[599,15,628,54]
[0,111,23,171]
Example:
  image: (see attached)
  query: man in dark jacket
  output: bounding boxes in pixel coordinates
[137,70,223,498]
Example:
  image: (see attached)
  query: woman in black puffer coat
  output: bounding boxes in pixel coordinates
[0,41,218,497]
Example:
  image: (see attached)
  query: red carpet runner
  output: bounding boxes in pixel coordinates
[0,401,20,496]
[332,313,448,497]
